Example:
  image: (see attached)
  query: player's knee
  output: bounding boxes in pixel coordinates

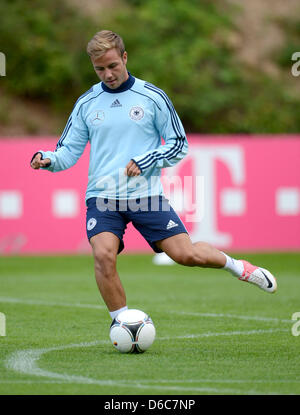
[93,247,117,275]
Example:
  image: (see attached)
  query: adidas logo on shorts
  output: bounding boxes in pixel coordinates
[166,220,178,230]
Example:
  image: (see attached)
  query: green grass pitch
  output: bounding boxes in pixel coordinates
[0,252,299,395]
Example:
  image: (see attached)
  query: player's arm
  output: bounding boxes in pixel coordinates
[30,106,89,172]
[131,92,188,174]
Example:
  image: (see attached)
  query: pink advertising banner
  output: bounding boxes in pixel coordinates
[0,136,299,254]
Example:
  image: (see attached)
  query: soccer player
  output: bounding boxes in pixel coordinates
[30,30,277,320]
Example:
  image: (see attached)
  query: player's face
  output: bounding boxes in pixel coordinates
[91,48,129,89]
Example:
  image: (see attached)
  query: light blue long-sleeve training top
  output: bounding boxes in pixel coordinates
[39,73,188,201]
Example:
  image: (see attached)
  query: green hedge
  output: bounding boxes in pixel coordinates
[0,0,299,133]
[0,0,98,111]
[108,0,300,133]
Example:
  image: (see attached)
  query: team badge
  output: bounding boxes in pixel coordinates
[129,106,144,121]
[87,217,97,231]
[89,110,105,126]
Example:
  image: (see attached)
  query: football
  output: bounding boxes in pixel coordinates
[109,309,156,353]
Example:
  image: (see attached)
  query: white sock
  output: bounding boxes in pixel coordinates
[109,306,128,320]
[221,252,244,277]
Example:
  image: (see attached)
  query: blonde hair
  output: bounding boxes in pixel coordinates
[87,30,125,58]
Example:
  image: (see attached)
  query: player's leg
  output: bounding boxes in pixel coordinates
[155,233,277,293]
[90,232,127,316]
[86,197,129,319]
[155,233,225,267]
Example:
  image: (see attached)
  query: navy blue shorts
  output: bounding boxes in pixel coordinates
[86,196,188,254]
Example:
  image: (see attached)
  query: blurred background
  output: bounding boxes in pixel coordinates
[0,0,299,255]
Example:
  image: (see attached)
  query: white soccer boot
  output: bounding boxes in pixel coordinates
[238,260,277,293]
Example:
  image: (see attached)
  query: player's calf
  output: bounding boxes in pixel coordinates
[170,245,220,267]
[172,250,200,267]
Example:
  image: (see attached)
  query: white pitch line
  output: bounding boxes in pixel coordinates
[0,380,71,384]
[0,296,291,324]
[1,295,294,394]
[170,310,292,324]
[1,377,300,385]
[150,378,300,384]
[0,296,105,310]
[4,337,285,395]
[158,328,289,341]
[3,341,238,394]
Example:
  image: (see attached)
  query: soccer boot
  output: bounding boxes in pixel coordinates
[239,260,277,293]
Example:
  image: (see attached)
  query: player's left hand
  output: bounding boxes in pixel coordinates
[125,160,141,177]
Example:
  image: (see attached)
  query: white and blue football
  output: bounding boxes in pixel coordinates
[109,309,156,353]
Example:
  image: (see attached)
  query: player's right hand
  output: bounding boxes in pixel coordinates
[30,152,51,169]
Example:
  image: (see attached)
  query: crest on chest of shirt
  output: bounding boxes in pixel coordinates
[89,110,105,126]
[129,106,144,121]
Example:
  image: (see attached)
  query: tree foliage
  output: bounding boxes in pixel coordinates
[109,0,300,133]
[0,0,98,111]
[0,0,299,133]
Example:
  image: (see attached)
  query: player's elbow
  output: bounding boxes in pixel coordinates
[181,137,188,158]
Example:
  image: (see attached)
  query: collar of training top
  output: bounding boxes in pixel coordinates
[101,72,135,93]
